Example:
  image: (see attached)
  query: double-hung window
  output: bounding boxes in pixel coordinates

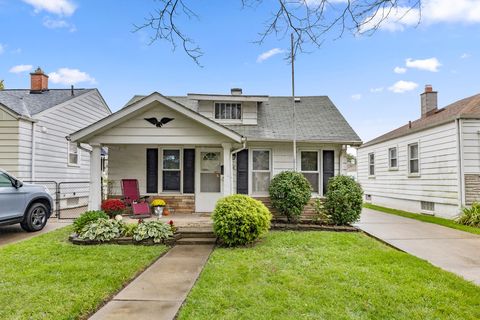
[162,149,181,192]
[252,150,271,193]
[388,147,398,169]
[300,151,319,193]
[408,143,419,175]
[368,153,375,176]
[215,102,242,120]
[68,141,79,166]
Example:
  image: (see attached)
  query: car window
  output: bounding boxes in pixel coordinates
[0,173,13,187]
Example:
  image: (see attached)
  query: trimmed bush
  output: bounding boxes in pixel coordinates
[78,218,124,242]
[324,175,363,225]
[212,194,272,246]
[268,171,311,221]
[457,203,480,227]
[73,210,109,234]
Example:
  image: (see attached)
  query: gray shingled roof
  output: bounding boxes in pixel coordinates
[125,95,361,144]
[0,89,93,118]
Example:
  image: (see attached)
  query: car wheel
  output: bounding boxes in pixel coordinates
[21,203,48,232]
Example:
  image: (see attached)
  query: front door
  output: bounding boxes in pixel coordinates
[195,148,223,212]
[322,150,335,195]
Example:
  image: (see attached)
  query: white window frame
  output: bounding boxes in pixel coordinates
[161,147,183,193]
[299,150,320,194]
[249,148,272,196]
[388,146,398,170]
[67,141,80,167]
[368,152,375,177]
[408,142,420,176]
[214,102,242,121]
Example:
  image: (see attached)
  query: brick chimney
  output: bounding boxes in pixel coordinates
[30,67,49,93]
[420,84,437,118]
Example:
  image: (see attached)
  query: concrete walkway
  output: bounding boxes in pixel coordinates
[0,219,70,247]
[357,208,480,285]
[90,244,214,320]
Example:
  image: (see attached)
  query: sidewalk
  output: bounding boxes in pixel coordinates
[0,219,70,247]
[89,244,214,320]
[356,208,480,285]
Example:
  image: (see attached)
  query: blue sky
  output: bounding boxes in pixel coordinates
[1,0,480,142]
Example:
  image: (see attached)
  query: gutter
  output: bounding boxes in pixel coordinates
[456,118,464,210]
[30,122,36,180]
[230,137,247,194]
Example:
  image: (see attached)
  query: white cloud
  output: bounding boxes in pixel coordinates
[9,64,33,73]
[361,0,480,33]
[370,87,384,93]
[394,66,407,74]
[388,80,418,93]
[257,48,285,63]
[460,53,471,59]
[48,68,96,85]
[22,0,76,16]
[406,57,441,72]
[43,17,76,31]
[351,94,362,101]
[0,43,4,54]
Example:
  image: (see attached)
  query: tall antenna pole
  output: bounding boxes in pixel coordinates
[291,33,297,171]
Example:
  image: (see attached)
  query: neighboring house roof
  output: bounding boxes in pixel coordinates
[0,89,93,118]
[362,93,480,148]
[124,95,362,145]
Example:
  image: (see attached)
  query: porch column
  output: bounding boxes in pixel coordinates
[222,142,232,196]
[339,145,347,175]
[88,143,102,210]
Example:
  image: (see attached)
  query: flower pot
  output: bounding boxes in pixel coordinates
[153,206,164,217]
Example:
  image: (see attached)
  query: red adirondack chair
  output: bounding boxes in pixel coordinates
[120,179,151,216]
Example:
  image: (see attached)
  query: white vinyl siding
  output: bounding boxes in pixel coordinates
[461,119,480,174]
[0,109,22,176]
[358,121,459,218]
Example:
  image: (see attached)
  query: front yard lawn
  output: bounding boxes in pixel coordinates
[178,231,480,320]
[364,203,480,235]
[0,226,167,320]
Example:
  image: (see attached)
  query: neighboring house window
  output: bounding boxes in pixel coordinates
[388,147,398,169]
[408,143,419,174]
[215,102,242,120]
[421,201,435,212]
[300,151,319,193]
[252,150,271,193]
[162,149,181,192]
[368,153,375,176]
[68,142,79,166]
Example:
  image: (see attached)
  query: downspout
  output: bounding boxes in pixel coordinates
[30,122,36,180]
[456,118,464,211]
[230,137,247,194]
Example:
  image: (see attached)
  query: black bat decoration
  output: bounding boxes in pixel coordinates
[144,117,174,127]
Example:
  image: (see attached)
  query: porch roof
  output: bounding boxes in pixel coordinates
[69,92,244,143]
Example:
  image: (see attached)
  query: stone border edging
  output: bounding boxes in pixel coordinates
[68,233,181,246]
[271,223,359,232]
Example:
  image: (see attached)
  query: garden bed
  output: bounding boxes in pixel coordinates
[69,232,181,246]
[271,221,358,232]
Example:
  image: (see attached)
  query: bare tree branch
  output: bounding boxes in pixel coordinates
[136,0,422,65]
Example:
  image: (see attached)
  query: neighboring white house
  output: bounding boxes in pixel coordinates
[0,68,111,211]
[69,88,361,213]
[358,85,480,219]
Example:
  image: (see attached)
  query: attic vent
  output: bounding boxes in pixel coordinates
[294,97,301,102]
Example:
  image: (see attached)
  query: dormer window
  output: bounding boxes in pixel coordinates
[215,102,242,120]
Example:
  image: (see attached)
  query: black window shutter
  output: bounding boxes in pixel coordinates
[322,150,335,195]
[146,149,158,193]
[236,149,248,194]
[183,149,195,193]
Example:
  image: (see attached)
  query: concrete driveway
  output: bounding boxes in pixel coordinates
[0,219,70,247]
[356,208,480,285]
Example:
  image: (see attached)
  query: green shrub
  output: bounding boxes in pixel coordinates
[313,199,332,224]
[457,203,480,227]
[268,171,311,221]
[133,221,173,243]
[78,218,124,242]
[123,223,138,237]
[212,194,272,246]
[324,175,363,225]
[73,210,109,234]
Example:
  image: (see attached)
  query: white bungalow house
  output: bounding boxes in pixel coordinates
[358,85,480,219]
[0,68,111,214]
[69,89,361,213]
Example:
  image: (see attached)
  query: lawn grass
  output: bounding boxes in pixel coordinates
[364,203,480,235]
[178,231,480,320]
[0,226,167,320]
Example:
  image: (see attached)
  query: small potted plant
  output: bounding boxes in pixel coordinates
[101,199,126,218]
[151,199,166,217]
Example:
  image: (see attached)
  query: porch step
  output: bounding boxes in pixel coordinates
[176,237,217,245]
[180,231,215,238]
